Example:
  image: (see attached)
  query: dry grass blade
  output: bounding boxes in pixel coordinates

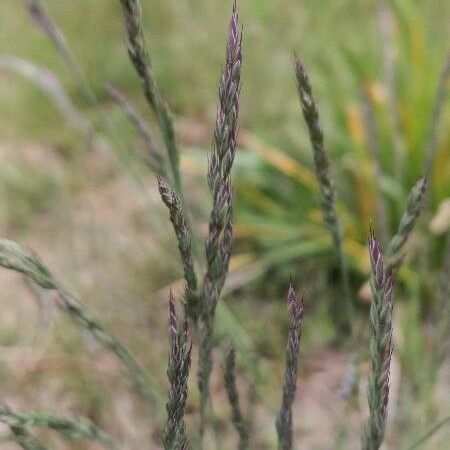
[197,1,242,438]
[163,293,192,450]
[118,0,182,193]
[294,54,353,335]
[224,346,250,450]
[106,83,165,175]
[276,284,304,450]
[0,239,164,413]
[0,403,119,450]
[363,234,394,450]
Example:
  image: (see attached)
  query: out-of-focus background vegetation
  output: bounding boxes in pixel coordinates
[0,0,449,448]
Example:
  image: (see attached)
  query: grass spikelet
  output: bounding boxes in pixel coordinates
[223,345,250,450]
[197,1,242,437]
[0,403,119,450]
[118,0,182,193]
[386,176,428,272]
[363,233,394,450]
[293,54,352,335]
[163,292,192,450]
[276,283,304,450]
[157,177,198,321]
[0,239,163,411]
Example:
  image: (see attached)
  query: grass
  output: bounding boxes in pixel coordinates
[0,0,449,449]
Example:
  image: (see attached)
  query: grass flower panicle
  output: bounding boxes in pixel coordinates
[157,177,198,320]
[276,284,304,450]
[224,346,250,450]
[363,233,394,450]
[294,54,352,334]
[387,176,428,271]
[163,292,192,450]
[197,1,242,437]
[118,0,181,193]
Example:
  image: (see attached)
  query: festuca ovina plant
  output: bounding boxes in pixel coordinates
[1,1,442,449]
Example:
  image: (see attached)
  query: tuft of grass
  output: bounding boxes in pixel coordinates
[1,1,449,449]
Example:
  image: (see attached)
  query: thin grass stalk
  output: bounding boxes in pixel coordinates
[276,284,304,450]
[361,84,389,247]
[157,177,198,321]
[223,346,250,450]
[423,51,450,172]
[197,2,242,439]
[105,83,165,175]
[22,0,161,210]
[386,176,428,273]
[118,0,182,194]
[23,0,98,108]
[0,239,164,413]
[363,234,394,450]
[163,293,191,450]
[294,54,353,335]
[0,56,92,139]
[405,414,450,450]
[0,403,119,450]
[376,1,406,183]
